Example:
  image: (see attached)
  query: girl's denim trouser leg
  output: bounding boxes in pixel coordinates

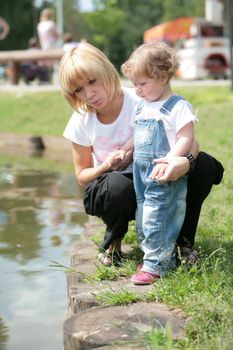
[134,159,187,276]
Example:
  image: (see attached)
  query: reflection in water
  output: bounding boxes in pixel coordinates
[0,165,88,350]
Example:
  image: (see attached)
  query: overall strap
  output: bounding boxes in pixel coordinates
[160,95,184,115]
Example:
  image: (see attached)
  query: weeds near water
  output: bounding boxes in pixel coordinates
[49,260,96,284]
[49,260,77,273]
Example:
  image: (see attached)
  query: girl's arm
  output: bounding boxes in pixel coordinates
[165,122,194,160]
[151,122,194,180]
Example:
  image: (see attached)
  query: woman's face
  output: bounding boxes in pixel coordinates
[73,78,109,111]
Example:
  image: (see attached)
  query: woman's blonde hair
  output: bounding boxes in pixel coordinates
[121,41,179,83]
[40,8,54,21]
[59,42,121,113]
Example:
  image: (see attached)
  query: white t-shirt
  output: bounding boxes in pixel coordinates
[63,87,139,167]
[37,20,59,49]
[134,98,196,149]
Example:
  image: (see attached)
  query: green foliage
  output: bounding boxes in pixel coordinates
[138,323,173,350]
[63,0,87,41]
[122,221,137,244]
[143,251,233,349]
[82,0,124,55]
[0,0,39,50]
[162,0,204,21]
[93,285,138,306]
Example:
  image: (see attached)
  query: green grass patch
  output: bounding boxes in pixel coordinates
[93,285,138,306]
[0,91,72,135]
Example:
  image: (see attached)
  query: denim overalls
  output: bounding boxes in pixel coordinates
[133,95,187,276]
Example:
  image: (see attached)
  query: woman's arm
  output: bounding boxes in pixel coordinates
[152,139,199,183]
[72,142,121,187]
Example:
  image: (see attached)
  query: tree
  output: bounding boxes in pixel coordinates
[161,0,205,21]
[82,0,124,56]
[112,0,164,66]
[63,0,87,42]
[0,0,36,50]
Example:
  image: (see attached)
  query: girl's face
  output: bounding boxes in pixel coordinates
[74,78,109,111]
[132,75,167,102]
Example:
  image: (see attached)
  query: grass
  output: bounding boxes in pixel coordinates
[93,285,138,306]
[1,86,233,349]
[0,91,72,136]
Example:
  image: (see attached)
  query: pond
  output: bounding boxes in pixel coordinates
[0,161,88,350]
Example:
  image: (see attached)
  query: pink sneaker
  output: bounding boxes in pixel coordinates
[131,271,160,285]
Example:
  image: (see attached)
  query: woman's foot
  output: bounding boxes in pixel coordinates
[98,251,125,266]
[177,246,199,264]
[98,252,112,266]
[98,239,124,267]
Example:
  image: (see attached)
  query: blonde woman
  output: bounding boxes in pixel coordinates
[37,8,60,50]
[59,42,224,268]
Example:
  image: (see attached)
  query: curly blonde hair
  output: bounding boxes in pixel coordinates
[121,41,179,83]
[59,42,121,113]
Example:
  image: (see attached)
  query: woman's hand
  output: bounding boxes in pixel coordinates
[105,150,126,168]
[153,156,190,184]
[111,150,133,170]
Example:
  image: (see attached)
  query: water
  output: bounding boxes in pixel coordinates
[0,164,88,350]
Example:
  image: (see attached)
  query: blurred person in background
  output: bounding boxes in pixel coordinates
[20,37,49,84]
[37,8,60,50]
[62,32,78,52]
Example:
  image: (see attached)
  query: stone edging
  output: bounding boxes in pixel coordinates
[63,218,187,350]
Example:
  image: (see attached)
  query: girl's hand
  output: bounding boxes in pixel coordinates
[153,156,190,183]
[150,162,168,180]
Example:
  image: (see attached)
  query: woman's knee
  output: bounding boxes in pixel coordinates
[108,172,135,203]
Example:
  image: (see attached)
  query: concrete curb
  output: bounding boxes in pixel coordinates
[63,219,187,349]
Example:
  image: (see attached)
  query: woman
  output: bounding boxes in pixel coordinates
[59,42,224,266]
[37,8,60,50]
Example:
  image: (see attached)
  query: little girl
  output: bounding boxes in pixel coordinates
[121,41,197,285]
